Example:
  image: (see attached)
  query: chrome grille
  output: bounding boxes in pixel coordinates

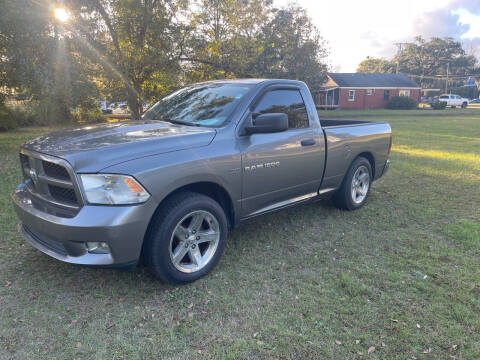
[20,151,82,213]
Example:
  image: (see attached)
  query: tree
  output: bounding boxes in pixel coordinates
[395,36,477,88]
[357,37,478,89]
[183,0,274,81]
[259,5,329,91]
[0,0,97,122]
[65,0,187,118]
[185,1,328,91]
[357,57,395,73]
[1,0,329,121]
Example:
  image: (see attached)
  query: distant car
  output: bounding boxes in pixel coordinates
[438,94,469,108]
[469,98,480,104]
[420,96,437,105]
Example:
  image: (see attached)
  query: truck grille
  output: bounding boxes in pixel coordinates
[42,160,70,180]
[20,152,82,214]
[48,185,78,204]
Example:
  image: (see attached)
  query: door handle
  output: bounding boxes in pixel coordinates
[301,139,316,146]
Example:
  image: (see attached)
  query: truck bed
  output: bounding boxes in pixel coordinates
[319,120,391,192]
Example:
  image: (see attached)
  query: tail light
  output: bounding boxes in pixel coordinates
[387,135,392,155]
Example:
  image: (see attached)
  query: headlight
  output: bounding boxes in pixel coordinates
[79,174,150,205]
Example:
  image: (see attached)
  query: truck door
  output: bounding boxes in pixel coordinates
[239,87,325,217]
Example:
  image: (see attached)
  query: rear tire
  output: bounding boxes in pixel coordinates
[143,191,228,284]
[461,102,468,109]
[333,157,372,211]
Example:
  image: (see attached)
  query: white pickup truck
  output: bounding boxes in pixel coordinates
[439,94,469,108]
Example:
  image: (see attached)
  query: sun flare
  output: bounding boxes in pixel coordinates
[54,8,70,22]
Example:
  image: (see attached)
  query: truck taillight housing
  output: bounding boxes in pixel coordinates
[387,136,392,155]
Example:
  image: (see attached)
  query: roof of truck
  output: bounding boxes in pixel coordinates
[199,78,305,86]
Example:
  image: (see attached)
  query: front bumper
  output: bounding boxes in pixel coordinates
[12,184,158,266]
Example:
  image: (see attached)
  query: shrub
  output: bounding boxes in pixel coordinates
[0,98,30,131]
[387,96,418,110]
[72,103,105,124]
[27,99,72,125]
[0,104,18,131]
[431,101,447,110]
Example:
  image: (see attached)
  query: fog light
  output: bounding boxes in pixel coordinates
[86,242,110,254]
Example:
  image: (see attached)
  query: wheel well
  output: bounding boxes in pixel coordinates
[160,182,235,229]
[356,152,375,178]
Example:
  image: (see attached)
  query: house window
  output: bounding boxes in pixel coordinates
[399,90,410,97]
[348,90,355,101]
[366,89,374,96]
[384,90,390,101]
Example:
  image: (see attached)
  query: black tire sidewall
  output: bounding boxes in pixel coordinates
[339,157,373,210]
[146,193,228,284]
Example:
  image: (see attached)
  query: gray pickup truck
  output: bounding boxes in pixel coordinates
[13,79,391,284]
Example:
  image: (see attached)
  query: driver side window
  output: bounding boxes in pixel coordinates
[254,89,309,129]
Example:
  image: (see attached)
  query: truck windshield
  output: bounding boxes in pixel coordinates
[142,83,253,127]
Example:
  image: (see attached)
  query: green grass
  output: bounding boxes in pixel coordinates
[1,111,479,359]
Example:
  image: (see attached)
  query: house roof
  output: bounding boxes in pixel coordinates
[328,73,421,88]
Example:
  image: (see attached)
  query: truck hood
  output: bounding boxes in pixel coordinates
[22,121,216,172]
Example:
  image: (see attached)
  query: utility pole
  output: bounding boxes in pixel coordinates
[394,43,408,74]
[445,62,450,93]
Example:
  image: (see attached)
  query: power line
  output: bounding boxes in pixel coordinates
[404,73,479,80]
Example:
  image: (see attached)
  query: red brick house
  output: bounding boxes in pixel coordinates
[315,73,421,109]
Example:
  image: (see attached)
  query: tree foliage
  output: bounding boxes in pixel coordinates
[185,2,328,92]
[65,0,187,118]
[395,36,477,86]
[0,0,97,122]
[357,36,478,89]
[357,57,395,74]
[1,0,329,120]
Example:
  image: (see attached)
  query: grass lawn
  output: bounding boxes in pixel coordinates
[1,110,479,359]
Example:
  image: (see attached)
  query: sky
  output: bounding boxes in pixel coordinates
[274,0,480,72]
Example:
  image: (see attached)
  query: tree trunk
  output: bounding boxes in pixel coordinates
[127,92,142,120]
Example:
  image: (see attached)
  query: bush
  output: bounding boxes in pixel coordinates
[0,98,30,131]
[0,104,18,131]
[0,97,107,130]
[431,101,447,110]
[387,96,418,110]
[72,103,105,124]
[26,99,72,125]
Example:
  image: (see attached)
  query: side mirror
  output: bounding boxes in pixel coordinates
[245,113,288,134]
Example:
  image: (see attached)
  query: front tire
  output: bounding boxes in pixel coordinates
[144,192,228,284]
[333,157,372,211]
[461,102,468,109]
